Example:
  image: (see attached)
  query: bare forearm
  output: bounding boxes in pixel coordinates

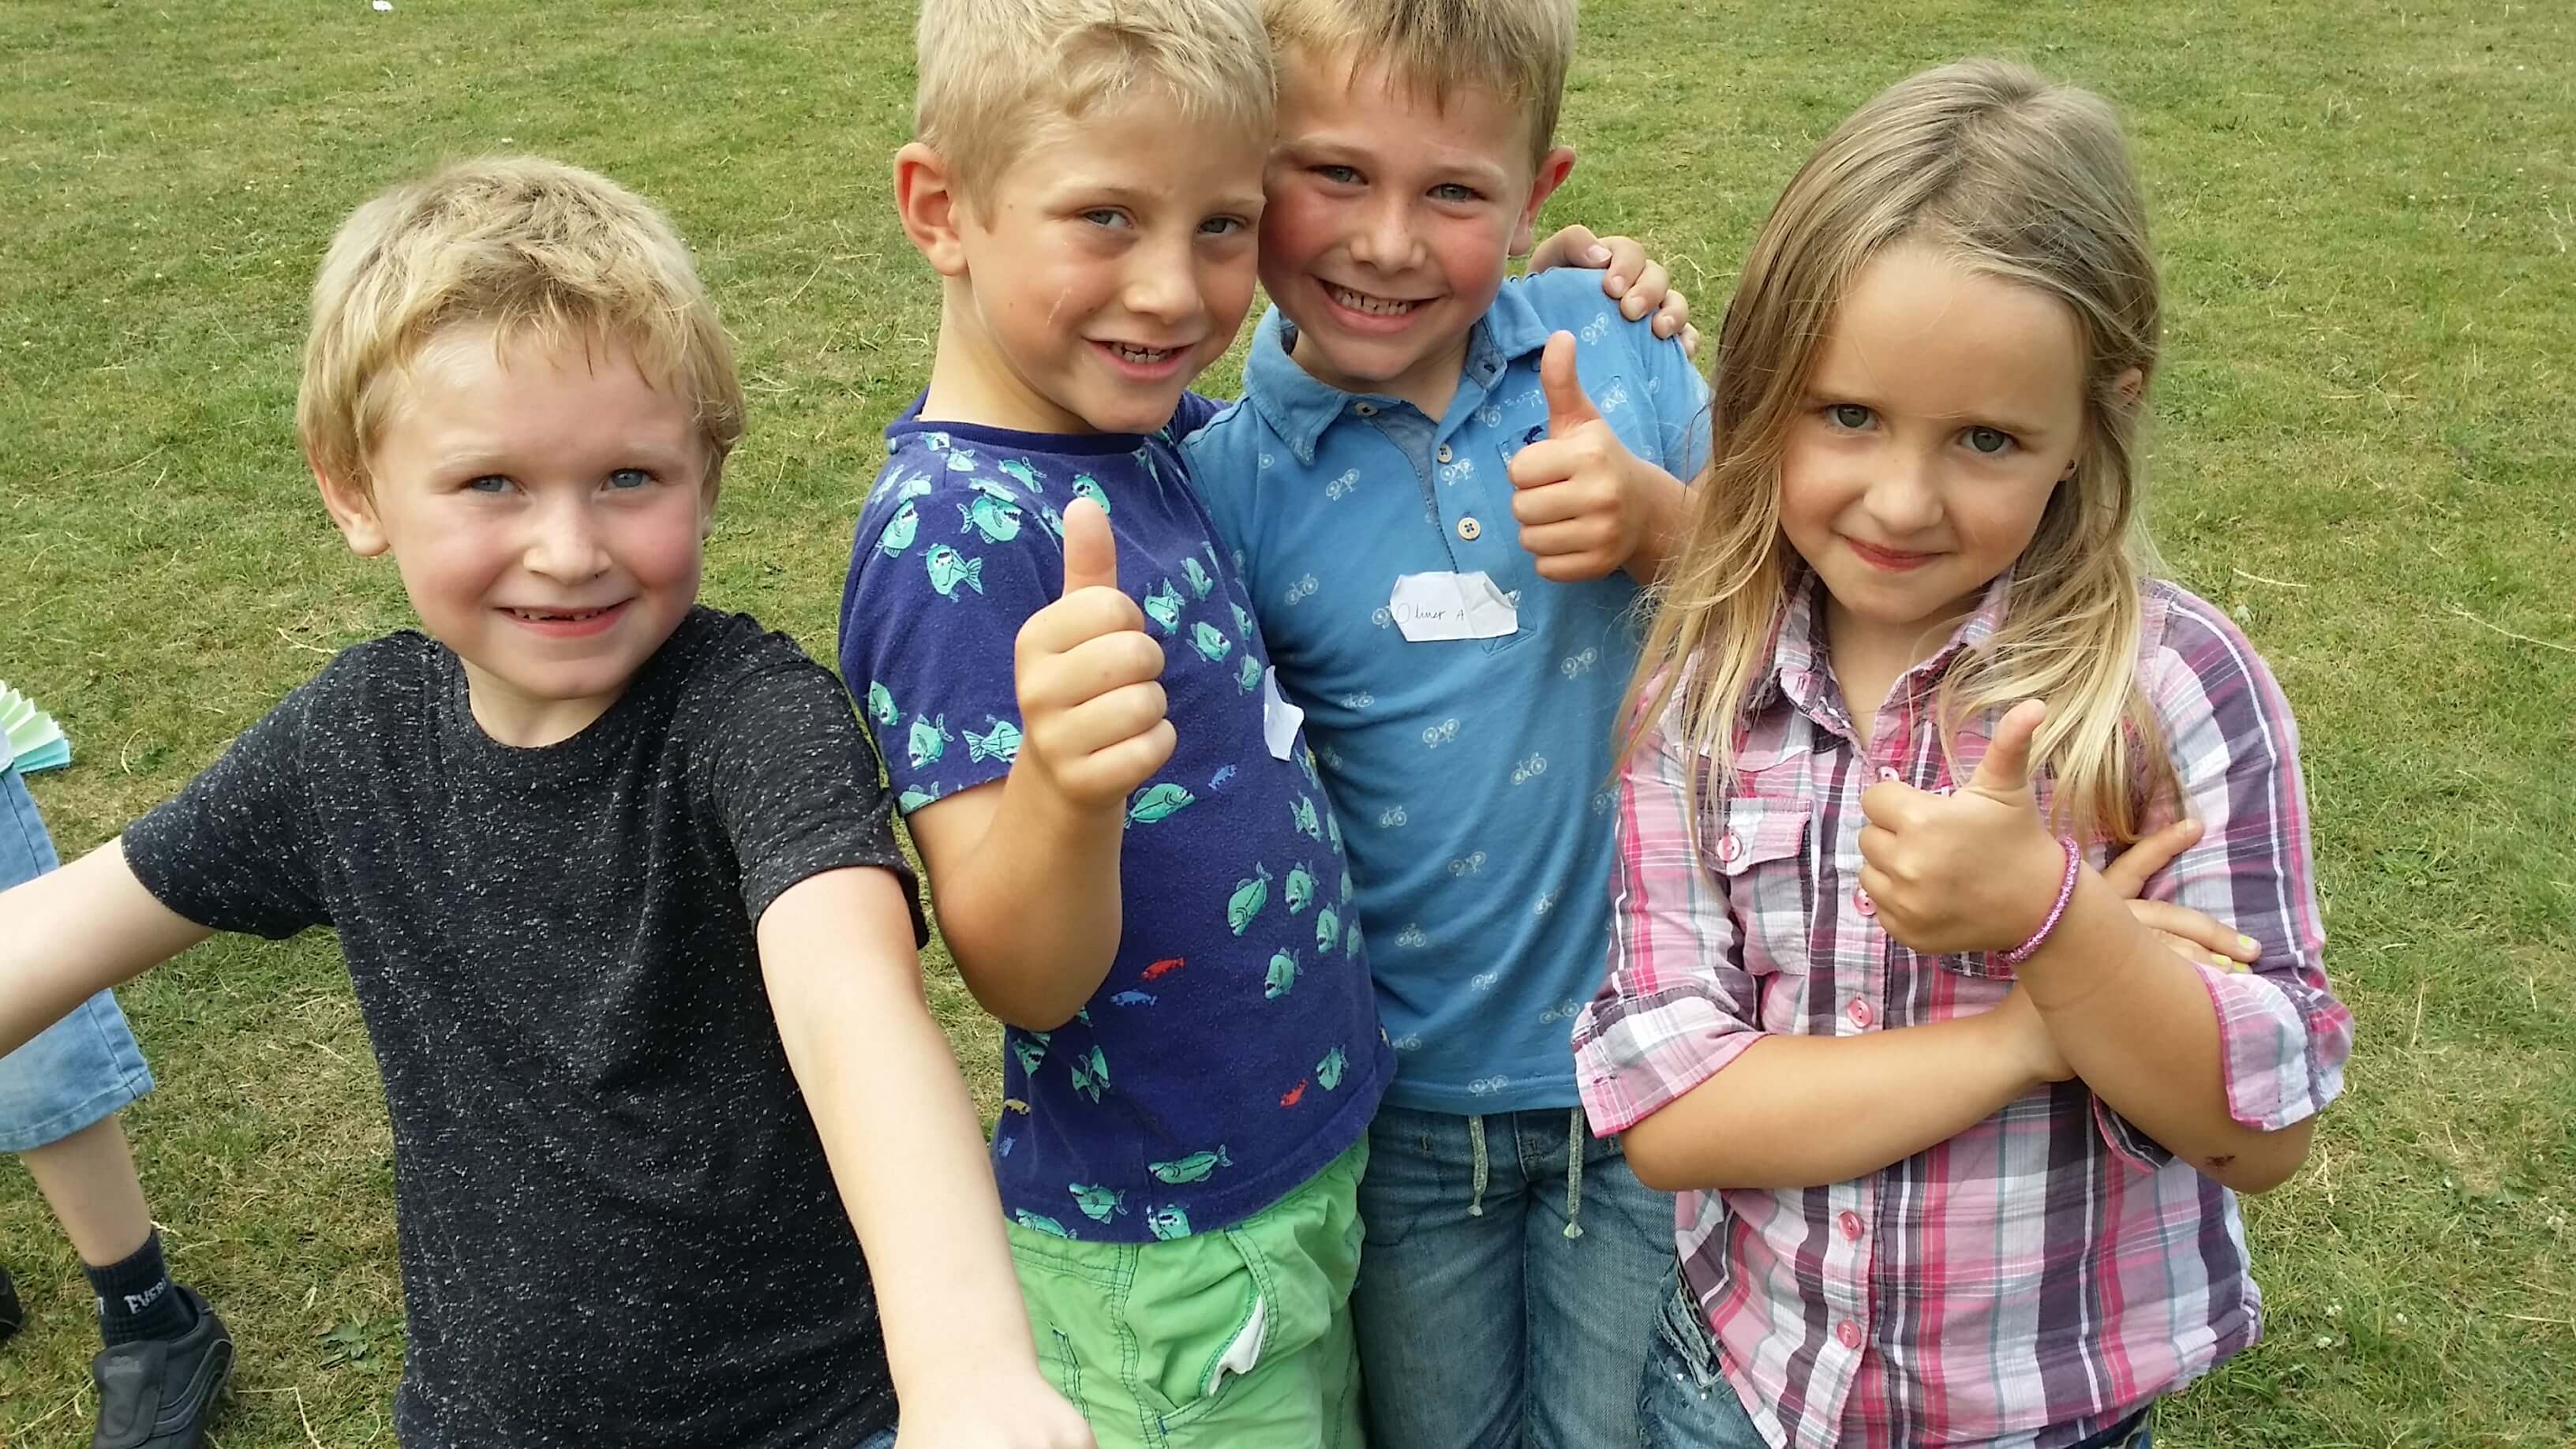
[934,767,1125,1030]
[1625,1015,2034,1191]
[1619,467,1694,587]
[0,841,208,1056]
[2020,872,2312,1190]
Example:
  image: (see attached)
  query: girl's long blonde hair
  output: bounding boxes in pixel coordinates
[1631,57,2178,847]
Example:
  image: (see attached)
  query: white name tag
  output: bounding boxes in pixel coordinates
[1261,666,1305,762]
[1389,571,1519,642]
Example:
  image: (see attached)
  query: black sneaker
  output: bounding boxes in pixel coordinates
[89,1286,231,1449]
[0,1264,21,1346]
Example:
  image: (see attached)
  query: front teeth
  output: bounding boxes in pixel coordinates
[1110,343,1175,364]
[1330,285,1418,316]
[512,608,604,622]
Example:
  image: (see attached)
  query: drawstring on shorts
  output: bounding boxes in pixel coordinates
[1563,1109,1586,1240]
[1466,1114,1490,1217]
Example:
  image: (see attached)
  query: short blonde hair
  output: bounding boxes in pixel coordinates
[915,0,1275,204]
[299,155,745,495]
[1265,0,1578,168]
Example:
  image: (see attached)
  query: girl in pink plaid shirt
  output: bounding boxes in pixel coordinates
[1571,59,2353,1449]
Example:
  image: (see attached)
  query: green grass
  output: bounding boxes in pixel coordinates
[1,0,2570,1442]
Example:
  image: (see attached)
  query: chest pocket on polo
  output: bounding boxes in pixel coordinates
[1708,789,1812,979]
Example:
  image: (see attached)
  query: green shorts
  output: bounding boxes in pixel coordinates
[1006,1138,1368,1449]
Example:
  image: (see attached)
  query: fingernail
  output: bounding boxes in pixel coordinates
[1588,245,1612,264]
[1606,274,1625,292]
[2237,935,2259,954]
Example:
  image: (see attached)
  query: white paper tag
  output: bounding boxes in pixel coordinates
[1261,666,1305,762]
[1389,571,1519,642]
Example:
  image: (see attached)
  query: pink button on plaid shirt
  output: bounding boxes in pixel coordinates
[1574,575,2351,1449]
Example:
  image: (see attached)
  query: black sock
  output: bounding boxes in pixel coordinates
[83,1232,196,1346]
[0,1263,22,1342]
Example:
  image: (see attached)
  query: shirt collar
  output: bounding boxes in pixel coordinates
[1241,284,1557,466]
[1765,567,2017,721]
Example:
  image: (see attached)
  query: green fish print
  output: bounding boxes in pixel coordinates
[926,545,985,601]
[945,447,982,472]
[1290,796,1323,841]
[1345,919,1363,957]
[877,500,922,557]
[1014,1211,1073,1238]
[1237,655,1262,693]
[898,787,937,813]
[998,458,1046,493]
[1145,1205,1191,1241]
[1226,864,1273,935]
[964,716,1022,764]
[1072,474,1111,513]
[1038,504,1065,537]
[1315,904,1339,955]
[922,430,953,452]
[1143,581,1184,635]
[1264,949,1299,999]
[1232,602,1255,642]
[908,713,954,770]
[1069,1183,1128,1223]
[1181,555,1214,599]
[1190,620,1233,663]
[1069,1044,1110,1103]
[1128,782,1196,824]
[1327,811,1342,852]
[1010,1031,1050,1076]
[1284,862,1316,915]
[1316,1046,1349,1091]
[1298,747,1323,790]
[866,681,898,728]
[1131,444,1159,483]
[959,493,1024,543]
[1339,870,1356,902]
[1149,1147,1232,1185]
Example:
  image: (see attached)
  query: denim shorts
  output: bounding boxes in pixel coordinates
[0,766,155,1154]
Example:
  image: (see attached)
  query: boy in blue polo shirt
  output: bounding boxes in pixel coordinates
[1181,2,1711,1445]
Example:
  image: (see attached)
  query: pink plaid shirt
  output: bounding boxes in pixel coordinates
[1574,575,2351,1449]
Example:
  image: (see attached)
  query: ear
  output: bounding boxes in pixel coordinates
[2113,365,2146,407]
[313,451,391,558]
[1509,145,1579,257]
[894,141,973,279]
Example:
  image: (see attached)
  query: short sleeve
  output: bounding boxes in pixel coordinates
[2095,592,2353,1167]
[1630,318,1713,484]
[702,645,927,945]
[122,681,331,940]
[838,459,1061,814]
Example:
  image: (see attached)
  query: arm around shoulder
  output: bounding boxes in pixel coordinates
[0,840,213,1057]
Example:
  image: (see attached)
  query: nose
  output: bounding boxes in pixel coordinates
[523,492,612,584]
[1860,445,1945,537]
[1346,193,1419,274]
[1122,231,1204,326]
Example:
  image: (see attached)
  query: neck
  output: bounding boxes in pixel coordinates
[921,276,1092,435]
[1285,325,1468,424]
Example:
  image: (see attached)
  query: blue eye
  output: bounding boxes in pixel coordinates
[1200,216,1248,238]
[1964,427,2014,455]
[465,475,512,494]
[1827,404,1873,430]
[1316,165,1361,185]
[607,468,653,490]
[1430,184,1478,204]
[1082,208,1131,230]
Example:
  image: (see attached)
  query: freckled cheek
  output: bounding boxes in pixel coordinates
[1256,193,1336,283]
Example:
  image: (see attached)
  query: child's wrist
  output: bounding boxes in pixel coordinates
[1994,834,2081,965]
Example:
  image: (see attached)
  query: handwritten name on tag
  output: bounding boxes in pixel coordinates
[1389,571,1519,642]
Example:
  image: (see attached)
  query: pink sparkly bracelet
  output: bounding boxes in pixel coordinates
[1998,836,2083,968]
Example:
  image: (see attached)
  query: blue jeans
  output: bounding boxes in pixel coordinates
[0,766,155,1154]
[1639,1279,2157,1449]
[854,1430,896,1449]
[1352,1103,1675,1449]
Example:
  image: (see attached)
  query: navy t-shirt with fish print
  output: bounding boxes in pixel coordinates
[838,394,1390,1243]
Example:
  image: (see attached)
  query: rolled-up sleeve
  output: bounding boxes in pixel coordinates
[1573,697,1769,1136]
[2124,595,2353,1151]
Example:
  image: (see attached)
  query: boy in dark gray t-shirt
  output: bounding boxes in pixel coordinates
[0,158,1090,1449]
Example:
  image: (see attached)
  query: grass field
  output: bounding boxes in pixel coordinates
[1,0,2570,1443]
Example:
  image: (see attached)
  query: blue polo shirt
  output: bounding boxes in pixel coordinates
[1182,269,1710,1114]
[839,395,1389,1241]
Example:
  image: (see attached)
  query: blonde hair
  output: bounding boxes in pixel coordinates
[915,0,1275,204]
[299,155,745,496]
[1264,0,1578,168]
[1634,58,2175,847]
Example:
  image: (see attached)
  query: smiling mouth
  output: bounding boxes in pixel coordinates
[504,605,620,623]
[1325,283,1425,316]
[1103,342,1184,365]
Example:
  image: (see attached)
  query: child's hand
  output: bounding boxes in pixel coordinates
[895,1370,1096,1449]
[1526,223,1698,354]
[2101,818,2260,971]
[1858,699,2066,957]
[1013,498,1175,811]
[1507,331,1671,581]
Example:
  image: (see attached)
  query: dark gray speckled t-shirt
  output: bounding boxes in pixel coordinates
[123,607,924,1448]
